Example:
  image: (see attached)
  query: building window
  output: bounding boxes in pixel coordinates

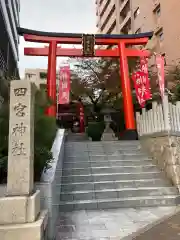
[39,72,47,79]
[158,30,164,41]
[25,73,34,79]
[155,6,161,17]
[134,7,140,19]
[135,28,141,34]
[161,53,167,66]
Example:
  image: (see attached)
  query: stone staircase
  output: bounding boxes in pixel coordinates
[65,132,89,142]
[59,140,180,212]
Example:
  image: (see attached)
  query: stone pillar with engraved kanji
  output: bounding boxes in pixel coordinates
[7,81,35,195]
[0,80,48,240]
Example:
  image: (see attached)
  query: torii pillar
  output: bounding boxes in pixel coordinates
[46,41,57,116]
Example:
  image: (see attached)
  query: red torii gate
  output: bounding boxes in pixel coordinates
[18,28,153,139]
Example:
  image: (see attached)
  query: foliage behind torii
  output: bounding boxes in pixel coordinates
[69,56,138,113]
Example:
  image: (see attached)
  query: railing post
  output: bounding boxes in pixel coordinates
[162,94,171,132]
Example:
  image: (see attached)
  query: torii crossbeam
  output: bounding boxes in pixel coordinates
[18,27,153,140]
[24,47,150,58]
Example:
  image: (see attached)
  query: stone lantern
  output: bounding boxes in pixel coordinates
[101,107,118,141]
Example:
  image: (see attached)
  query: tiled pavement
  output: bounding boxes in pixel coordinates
[56,207,177,240]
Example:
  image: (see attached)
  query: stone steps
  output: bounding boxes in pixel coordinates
[61,187,178,202]
[59,139,180,211]
[65,140,140,146]
[59,195,179,212]
[61,172,164,183]
[65,133,89,142]
[63,160,154,168]
[65,155,151,161]
[61,179,172,192]
[62,165,160,175]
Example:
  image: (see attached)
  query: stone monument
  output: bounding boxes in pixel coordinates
[0,80,48,240]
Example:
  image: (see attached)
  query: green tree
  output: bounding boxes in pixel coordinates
[70,58,121,113]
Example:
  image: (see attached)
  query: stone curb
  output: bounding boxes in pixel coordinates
[121,207,180,240]
[140,131,180,138]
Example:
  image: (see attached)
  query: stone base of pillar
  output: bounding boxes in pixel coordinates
[0,190,40,224]
[102,123,118,141]
[0,210,48,240]
[120,129,138,140]
[0,190,48,240]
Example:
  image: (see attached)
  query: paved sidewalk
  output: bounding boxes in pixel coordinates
[129,209,180,240]
[56,207,176,240]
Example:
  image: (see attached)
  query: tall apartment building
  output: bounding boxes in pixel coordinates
[25,68,61,111]
[25,68,60,95]
[0,0,20,78]
[96,0,180,64]
[25,68,60,87]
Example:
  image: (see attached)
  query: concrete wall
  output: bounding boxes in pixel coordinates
[136,97,180,191]
[140,132,180,190]
[36,129,65,240]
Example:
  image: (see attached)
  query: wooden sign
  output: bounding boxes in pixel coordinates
[82,34,95,57]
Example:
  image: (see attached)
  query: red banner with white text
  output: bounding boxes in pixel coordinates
[58,66,71,104]
[140,57,152,98]
[156,54,165,98]
[132,71,152,108]
[140,57,148,75]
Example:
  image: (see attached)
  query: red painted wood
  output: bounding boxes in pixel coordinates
[79,102,85,133]
[24,34,82,44]
[24,47,150,58]
[46,41,57,116]
[118,41,135,130]
[24,47,119,57]
[24,34,149,46]
[125,48,151,57]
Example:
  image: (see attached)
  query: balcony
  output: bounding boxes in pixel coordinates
[12,0,19,26]
[99,0,110,16]
[153,3,162,32]
[0,0,18,61]
[154,19,162,34]
[101,13,116,34]
[6,0,19,42]
[119,0,129,14]
[153,0,160,11]
[100,4,116,33]
[96,17,100,28]
[119,10,131,32]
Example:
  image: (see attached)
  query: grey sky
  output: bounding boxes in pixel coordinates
[19,0,96,77]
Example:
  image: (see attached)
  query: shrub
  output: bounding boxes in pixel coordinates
[87,121,105,141]
[0,102,9,183]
